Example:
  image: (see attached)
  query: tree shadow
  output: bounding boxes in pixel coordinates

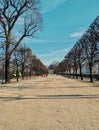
[0,94,99,101]
[1,85,98,91]
[37,94,99,99]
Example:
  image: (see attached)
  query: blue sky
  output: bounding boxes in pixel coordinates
[24,0,99,66]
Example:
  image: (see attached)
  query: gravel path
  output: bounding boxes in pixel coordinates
[0,75,99,130]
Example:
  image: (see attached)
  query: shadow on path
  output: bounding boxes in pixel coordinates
[1,85,98,90]
[0,94,99,101]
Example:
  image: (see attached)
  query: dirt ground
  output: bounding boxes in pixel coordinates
[0,75,99,130]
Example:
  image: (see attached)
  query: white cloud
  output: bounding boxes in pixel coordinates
[41,0,68,13]
[70,32,84,38]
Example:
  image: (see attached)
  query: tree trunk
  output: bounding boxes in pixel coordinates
[16,64,19,82]
[73,66,75,79]
[5,53,10,83]
[98,61,99,80]
[80,65,83,80]
[69,65,71,78]
[5,32,11,83]
[89,64,93,82]
[22,64,24,80]
[2,64,4,84]
[30,68,32,79]
[76,67,78,79]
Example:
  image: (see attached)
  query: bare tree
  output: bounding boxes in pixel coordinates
[54,60,66,75]
[23,47,34,78]
[0,0,42,83]
[33,58,48,75]
[17,46,32,80]
[11,49,21,81]
[82,36,97,82]
[74,39,87,80]
[63,16,99,82]
[48,61,59,74]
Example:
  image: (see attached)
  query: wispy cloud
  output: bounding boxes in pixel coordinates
[38,48,68,57]
[41,0,68,13]
[22,37,48,44]
[70,31,84,38]
[36,48,71,66]
[28,39,48,43]
[23,37,67,44]
[51,48,67,54]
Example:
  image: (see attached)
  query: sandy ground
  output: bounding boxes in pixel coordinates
[0,75,99,130]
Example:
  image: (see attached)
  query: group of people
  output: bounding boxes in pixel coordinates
[41,73,48,77]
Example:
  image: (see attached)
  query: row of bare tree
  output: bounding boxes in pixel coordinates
[0,45,48,83]
[54,16,99,82]
[0,0,44,83]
